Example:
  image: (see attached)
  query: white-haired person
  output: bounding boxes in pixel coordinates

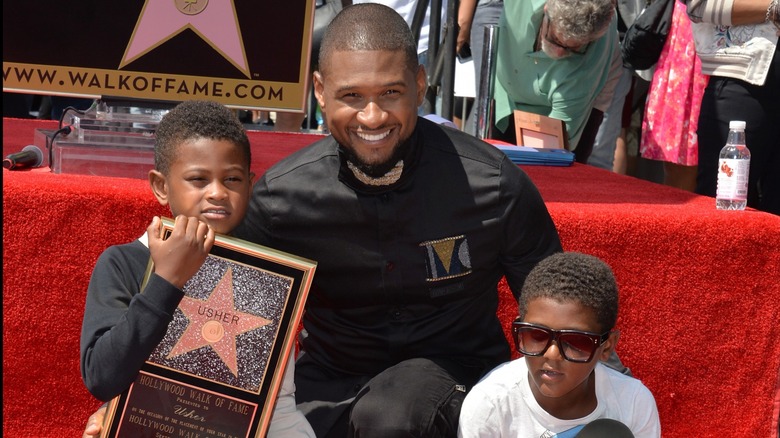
[490,0,623,163]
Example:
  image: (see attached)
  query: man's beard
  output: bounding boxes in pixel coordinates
[341,138,411,178]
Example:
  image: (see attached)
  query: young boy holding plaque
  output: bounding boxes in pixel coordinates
[79,100,314,437]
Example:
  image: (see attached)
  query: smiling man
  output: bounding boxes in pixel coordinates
[234,3,563,436]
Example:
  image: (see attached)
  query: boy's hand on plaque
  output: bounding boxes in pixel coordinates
[82,404,106,438]
[147,215,215,289]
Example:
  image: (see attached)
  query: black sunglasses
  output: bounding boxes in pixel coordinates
[512,320,610,363]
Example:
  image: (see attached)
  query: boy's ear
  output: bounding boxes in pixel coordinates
[247,171,257,196]
[598,330,620,362]
[148,169,170,207]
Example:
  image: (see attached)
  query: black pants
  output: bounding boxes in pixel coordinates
[295,353,486,438]
[695,46,780,215]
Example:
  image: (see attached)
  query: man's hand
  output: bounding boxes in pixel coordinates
[82,404,107,438]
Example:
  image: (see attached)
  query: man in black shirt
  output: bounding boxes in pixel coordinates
[235,3,561,436]
[81,4,561,437]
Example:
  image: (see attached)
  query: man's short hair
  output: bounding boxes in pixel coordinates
[519,252,619,332]
[318,3,419,75]
[546,0,615,43]
[154,100,250,175]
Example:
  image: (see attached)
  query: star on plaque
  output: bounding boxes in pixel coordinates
[167,266,271,377]
[121,0,250,77]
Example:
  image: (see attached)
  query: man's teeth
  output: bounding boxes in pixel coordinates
[358,130,390,141]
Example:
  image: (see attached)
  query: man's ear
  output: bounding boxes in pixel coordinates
[415,64,428,107]
[313,71,326,110]
[598,330,620,362]
[148,169,169,207]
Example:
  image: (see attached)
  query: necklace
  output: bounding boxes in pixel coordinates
[347,160,404,186]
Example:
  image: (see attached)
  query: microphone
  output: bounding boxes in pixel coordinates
[3,145,44,170]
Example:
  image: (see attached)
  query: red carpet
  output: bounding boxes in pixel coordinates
[3,118,780,437]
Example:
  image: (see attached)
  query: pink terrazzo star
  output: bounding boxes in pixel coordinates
[121,0,249,77]
[167,266,271,377]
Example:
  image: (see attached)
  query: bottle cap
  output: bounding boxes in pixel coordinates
[729,120,746,130]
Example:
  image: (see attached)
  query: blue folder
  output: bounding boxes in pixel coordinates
[494,144,575,167]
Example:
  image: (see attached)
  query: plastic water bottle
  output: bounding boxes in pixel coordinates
[716,121,750,210]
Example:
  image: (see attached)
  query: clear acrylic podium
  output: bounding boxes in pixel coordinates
[34,99,174,179]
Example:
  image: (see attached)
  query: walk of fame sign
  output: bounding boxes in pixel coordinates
[3,1,315,112]
[101,218,316,438]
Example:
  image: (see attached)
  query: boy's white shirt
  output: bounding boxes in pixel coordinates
[458,359,661,438]
[266,354,316,438]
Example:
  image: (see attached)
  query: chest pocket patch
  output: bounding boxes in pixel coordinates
[420,235,472,282]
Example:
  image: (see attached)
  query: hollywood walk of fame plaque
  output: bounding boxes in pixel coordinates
[101,218,316,438]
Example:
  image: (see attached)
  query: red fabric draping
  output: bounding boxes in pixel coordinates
[3,118,780,437]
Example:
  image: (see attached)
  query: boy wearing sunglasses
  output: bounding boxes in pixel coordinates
[458,252,660,437]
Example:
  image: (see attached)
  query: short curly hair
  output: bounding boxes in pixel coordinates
[547,0,615,43]
[519,252,619,332]
[154,100,251,175]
